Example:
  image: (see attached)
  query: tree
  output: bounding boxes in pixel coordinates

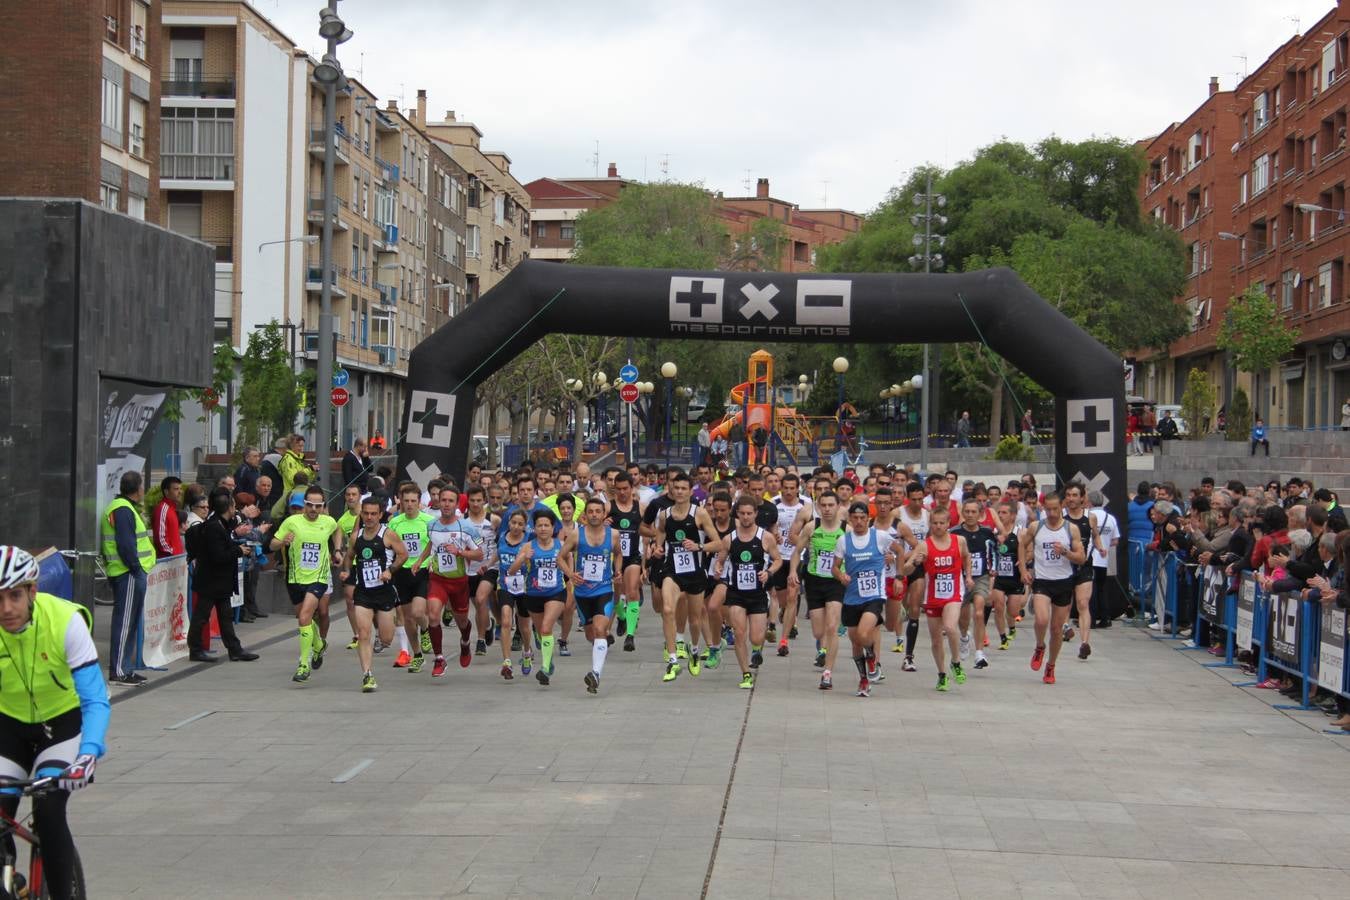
[1227,385,1252,442]
[237,321,302,451]
[1216,284,1299,374]
[1179,368,1216,438]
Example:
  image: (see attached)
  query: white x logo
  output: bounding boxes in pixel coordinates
[1073,469,1110,506]
[738,283,780,321]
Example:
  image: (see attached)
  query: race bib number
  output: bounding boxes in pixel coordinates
[856,571,881,599]
[620,532,632,557]
[998,555,1015,577]
[582,555,606,582]
[504,572,526,594]
[436,548,457,571]
[536,561,558,589]
[736,564,759,591]
[934,573,956,599]
[300,542,322,569]
[1042,544,1061,562]
[403,534,421,557]
[673,548,695,574]
[814,551,835,576]
[361,560,384,589]
[970,554,984,577]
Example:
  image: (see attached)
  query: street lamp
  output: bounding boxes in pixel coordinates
[832,356,848,410]
[910,174,945,473]
[661,362,677,463]
[910,374,925,471]
[257,235,319,253]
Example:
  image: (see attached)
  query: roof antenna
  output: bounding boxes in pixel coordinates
[821,179,830,207]
[1287,15,1300,35]
[1234,55,1248,79]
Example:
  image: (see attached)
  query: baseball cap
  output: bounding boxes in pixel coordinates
[289,490,306,508]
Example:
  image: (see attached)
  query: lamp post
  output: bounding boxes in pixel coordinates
[593,371,608,448]
[312,0,353,479]
[566,378,584,460]
[661,362,677,464]
[909,173,946,474]
[832,357,848,409]
[638,381,654,456]
[910,375,925,471]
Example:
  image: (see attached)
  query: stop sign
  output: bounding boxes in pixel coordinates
[331,387,350,407]
[619,383,639,403]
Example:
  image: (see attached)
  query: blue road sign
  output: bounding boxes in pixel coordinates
[332,368,350,388]
[619,364,639,384]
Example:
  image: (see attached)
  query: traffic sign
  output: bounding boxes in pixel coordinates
[332,368,350,388]
[331,387,350,407]
[619,383,640,404]
[618,364,639,384]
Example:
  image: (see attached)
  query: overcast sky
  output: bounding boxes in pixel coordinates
[260,0,1336,212]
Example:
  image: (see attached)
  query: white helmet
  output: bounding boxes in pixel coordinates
[0,546,39,590]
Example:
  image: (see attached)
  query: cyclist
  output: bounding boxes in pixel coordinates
[0,546,109,900]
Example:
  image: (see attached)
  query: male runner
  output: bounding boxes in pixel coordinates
[701,491,735,670]
[508,511,568,686]
[340,498,408,692]
[336,484,363,650]
[903,506,971,691]
[1019,492,1086,685]
[269,486,343,683]
[790,490,845,689]
[412,486,484,677]
[989,500,1021,650]
[607,472,645,651]
[741,472,780,641]
[951,498,998,670]
[564,498,623,693]
[652,473,719,682]
[464,486,500,656]
[387,484,434,670]
[1061,482,1102,658]
[716,495,783,688]
[495,509,530,678]
[832,501,895,697]
[894,481,930,671]
[769,473,807,655]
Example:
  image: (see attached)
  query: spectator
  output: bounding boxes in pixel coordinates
[694,421,711,469]
[1314,488,1348,532]
[272,433,313,519]
[234,447,261,497]
[1021,408,1035,447]
[956,411,972,448]
[259,437,287,512]
[1157,410,1180,441]
[151,476,184,559]
[342,438,373,492]
[184,491,259,664]
[750,424,770,466]
[1127,409,1142,455]
[1250,417,1270,456]
[369,430,388,453]
[1142,405,1157,452]
[100,471,155,686]
[728,418,746,467]
[709,432,728,467]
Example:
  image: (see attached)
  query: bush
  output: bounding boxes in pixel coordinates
[990,434,1034,461]
[1227,386,1252,441]
[1179,368,1215,439]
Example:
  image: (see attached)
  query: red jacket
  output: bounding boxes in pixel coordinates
[152,498,184,558]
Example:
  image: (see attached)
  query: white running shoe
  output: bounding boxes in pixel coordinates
[959,633,972,661]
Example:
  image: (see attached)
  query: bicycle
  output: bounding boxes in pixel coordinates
[0,777,85,899]
[57,552,110,607]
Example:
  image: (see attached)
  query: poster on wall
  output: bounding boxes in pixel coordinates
[1236,574,1256,650]
[95,378,168,524]
[1268,592,1300,666]
[1319,604,1346,693]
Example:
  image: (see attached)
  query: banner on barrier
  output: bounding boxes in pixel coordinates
[1320,605,1347,693]
[1199,567,1226,626]
[142,555,188,667]
[1236,575,1256,649]
[1268,591,1300,666]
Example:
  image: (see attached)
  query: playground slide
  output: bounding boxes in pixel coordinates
[710,381,759,440]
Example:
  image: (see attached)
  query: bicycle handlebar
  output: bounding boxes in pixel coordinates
[0,777,59,797]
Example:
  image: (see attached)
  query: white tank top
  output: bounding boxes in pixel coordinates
[899,506,929,543]
[1033,520,1074,580]
[465,515,495,576]
[774,498,805,547]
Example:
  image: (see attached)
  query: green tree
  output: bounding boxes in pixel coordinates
[237,321,302,450]
[1179,368,1216,438]
[1227,385,1252,442]
[1216,284,1299,374]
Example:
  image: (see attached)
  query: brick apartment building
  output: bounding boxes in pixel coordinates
[0,0,160,220]
[525,167,861,270]
[1141,0,1350,428]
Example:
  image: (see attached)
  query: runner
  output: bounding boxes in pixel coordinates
[951,498,998,670]
[411,486,485,678]
[554,494,579,658]
[495,509,530,679]
[831,501,895,697]
[563,498,624,694]
[701,491,735,671]
[903,506,971,691]
[652,473,719,682]
[715,495,784,689]
[387,484,434,669]
[607,472,645,652]
[869,485,897,682]
[336,484,363,650]
[1062,481,1102,658]
[340,498,408,692]
[770,473,807,656]
[790,490,845,689]
[894,481,929,671]
[268,486,343,684]
[1019,492,1086,685]
[989,500,1021,650]
[508,511,569,686]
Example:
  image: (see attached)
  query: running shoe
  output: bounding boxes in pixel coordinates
[432,656,448,678]
[292,663,311,684]
[998,635,1012,651]
[819,672,833,690]
[511,633,522,652]
[836,624,846,637]
[750,649,764,669]
[777,641,789,657]
[536,667,550,686]
[585,671,600,694]
[617,616,628,637]
[420,630,433,654]
[959,634,972,661]
[1255,678,1282,689]
[983,635,990,648]
[688,653,702,677]
[856,677,871,698]
[706,647,722,670]
[936,673,949,692]
[765,625,777,643]
[475,639,487,656]
[974,654,989,670]
[788,626,799,640]
[1062,623,1075,642]
[521,654,533,676]
[311,638,328,670]
[952,662,966,684]
[676,640,687,660]
[500,660,513,680]
[814,650,827,668]
[623,635,635,652]
[663,660,680,682]
[739,672,754,689]
[869,663,885,682]
[441,607,453,627]
[901,656,917,672]
[459,641,472,668]
[409,653,425,674]
[1078,642,1091,660]
[393,649,411,668]
[1008,626,1018,638]
[1043,663,1056,685]
[361,672,377,693]
[373,638,384,654]
[346,638,359,650]
[559,640,571,657]
[606,633,615,647]
[1030,645,1045,671]
[1014,614,1023,623]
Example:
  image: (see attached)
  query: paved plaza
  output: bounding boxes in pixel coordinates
[71,617,1350,899]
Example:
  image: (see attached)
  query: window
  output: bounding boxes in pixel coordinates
[493,194,505,227]
[535,222,546,239]
[101,76,122,137]
[161,108,234,180]
[1189,241,1200,276]
[1319,261,1334,308]
[1239,172,1248,204]
[1189,130,1203,168]
[1324,41,1338,92]
[1281,270,1297,310]
[1252,154,1270,195]
[127,195,145,220]
[1311,135,1319,169]
[130,2,147,59]
[1254,93,1269,132]
[100,182,120,210]
[128,98,145,157]
[560,222,575,240]
[467,224,480,257]
[169,37,204,82]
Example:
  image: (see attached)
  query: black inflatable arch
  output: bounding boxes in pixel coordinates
[396,261,1126,568]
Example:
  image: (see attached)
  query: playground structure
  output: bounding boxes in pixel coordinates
[709,349,848,467]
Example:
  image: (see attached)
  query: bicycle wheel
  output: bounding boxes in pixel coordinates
[32,845,85,900]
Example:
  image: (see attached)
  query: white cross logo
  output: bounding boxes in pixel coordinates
[405,460,443,492]
[1072,470,1111,506]
[738,283,780,320]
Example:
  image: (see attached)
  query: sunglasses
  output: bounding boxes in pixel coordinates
[304,501,325,509]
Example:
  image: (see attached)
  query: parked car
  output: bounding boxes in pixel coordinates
[471,434,509,467]
[1154,404,1190,437]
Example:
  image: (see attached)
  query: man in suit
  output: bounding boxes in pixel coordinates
[342,438,373,493]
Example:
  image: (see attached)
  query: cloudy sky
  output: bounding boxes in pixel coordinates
[260,0,1336,212]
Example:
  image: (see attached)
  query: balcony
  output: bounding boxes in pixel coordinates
[160,153,234,184]
[375,156,400,185]
[304,265,348,298]
[162,73,236,99]
[374,345,397,367]
[375,110,399,132]
[306,194,349,231]
[375,281,398,306]
[307,126,351,165]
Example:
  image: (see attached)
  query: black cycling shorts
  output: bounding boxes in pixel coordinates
[724,592,769,616]
[392,567,428,604]
[1034,577,1076,607]
[804,574,844,610]
[841,600,885,628]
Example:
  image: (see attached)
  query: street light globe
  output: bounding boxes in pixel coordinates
[661,362,677,379]
[879,389,890,399]
[910,374,923,389]
[832,357,849,374]
[593,371,606,386]
[639,381,654,394]
[798,374,808,384]
[890,384,902,394]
